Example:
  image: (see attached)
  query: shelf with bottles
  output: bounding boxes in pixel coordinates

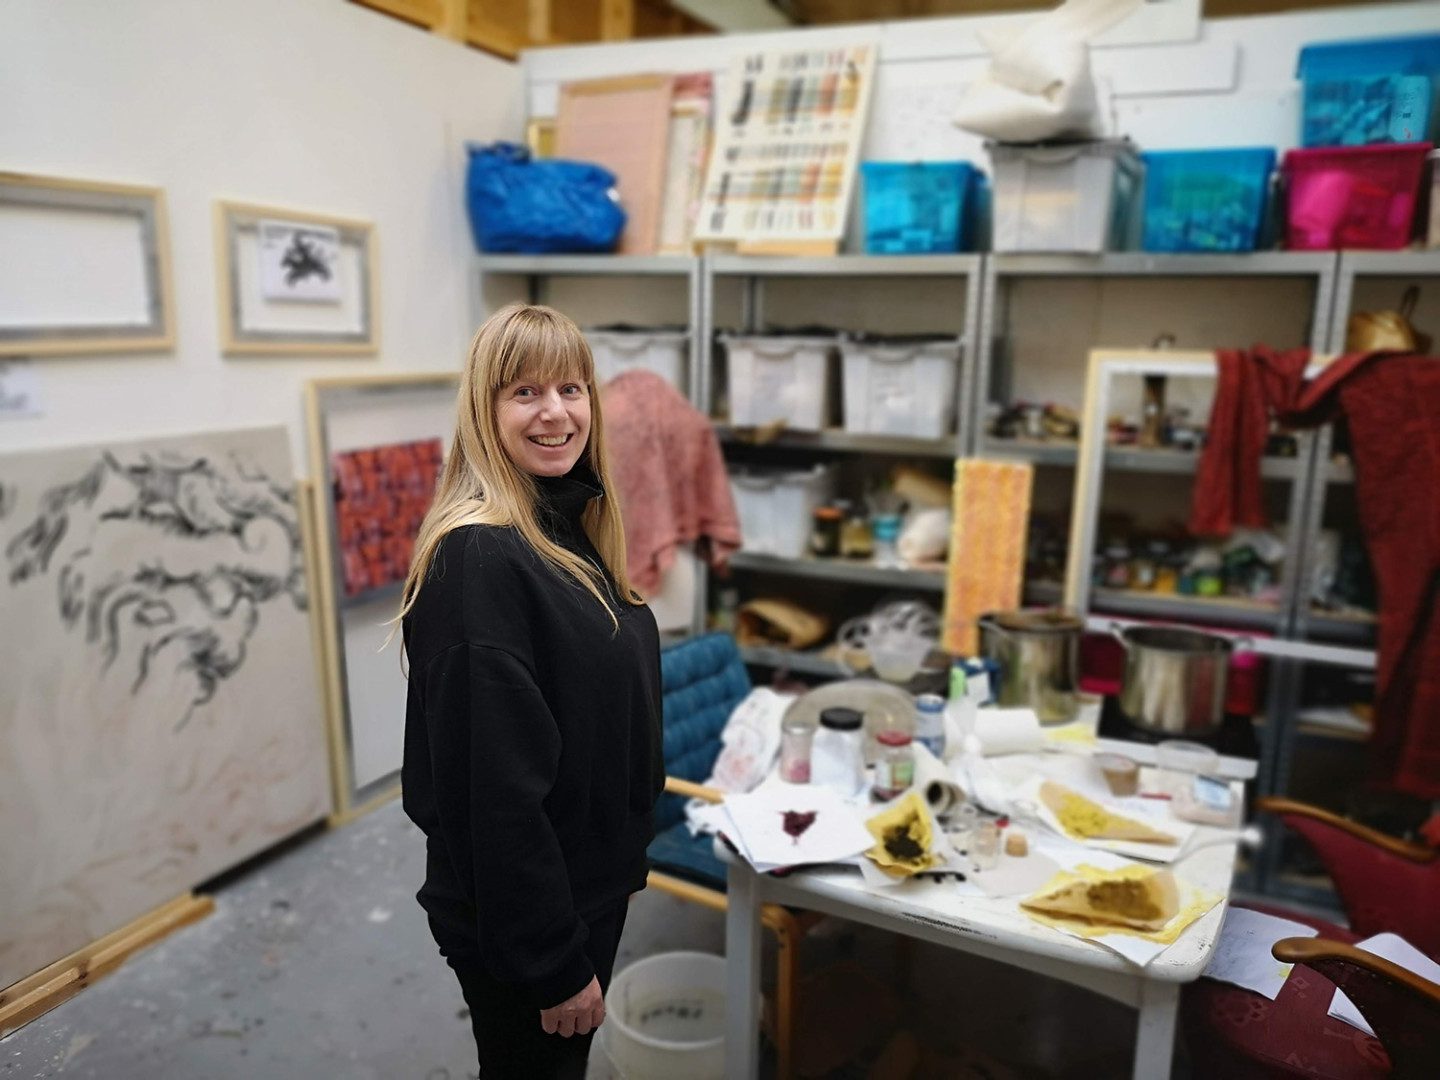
[1293,480,1379,648]
[728,551,946,593]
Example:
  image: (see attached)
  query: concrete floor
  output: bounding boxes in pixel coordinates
[2,801,1161,1079]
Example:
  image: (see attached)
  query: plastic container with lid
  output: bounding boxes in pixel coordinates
[1297,33,1440,147]
[861,161,981,254]
[1282,143,1431,250]
[811,707,866,797]
[1140,148,1276,253]
[871,730,915,801]
[988,139,1143,253]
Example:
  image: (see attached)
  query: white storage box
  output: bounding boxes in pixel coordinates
[720,333,835,432]
[730,464,836,558]
[585,327,689,390]
[989,140,1143,253]
[840,336,961,438]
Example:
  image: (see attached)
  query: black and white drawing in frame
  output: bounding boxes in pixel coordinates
[259,219,343,304]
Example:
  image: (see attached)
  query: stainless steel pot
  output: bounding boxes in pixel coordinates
[979,610,1083,724]
[1113,624,1240,736]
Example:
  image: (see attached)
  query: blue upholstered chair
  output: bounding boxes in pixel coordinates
[646,632,821,1080]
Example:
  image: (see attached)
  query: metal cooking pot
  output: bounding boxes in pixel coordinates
[979,610,1083,724]
[1113,624,1241,736]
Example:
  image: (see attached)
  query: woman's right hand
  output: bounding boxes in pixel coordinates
[539,975,605,1037]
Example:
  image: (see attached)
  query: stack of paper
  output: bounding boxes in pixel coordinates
[694,785,874,873]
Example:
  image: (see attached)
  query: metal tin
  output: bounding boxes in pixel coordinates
[978,610,1083,724]
[1113,624,1235,736]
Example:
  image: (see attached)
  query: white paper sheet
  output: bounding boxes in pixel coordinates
[1328,932,1440,1036]
[719,785,874,870]
[1202,908,1318,1000]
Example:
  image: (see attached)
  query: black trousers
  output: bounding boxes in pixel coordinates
[438,900,629,1079]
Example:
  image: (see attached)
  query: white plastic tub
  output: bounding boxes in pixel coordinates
[601,951,725,1080]
[989,140,1143,253]
[840,336,961,438]
[721,333,835,431]
[731,464,836,558]
[586,328,689,390]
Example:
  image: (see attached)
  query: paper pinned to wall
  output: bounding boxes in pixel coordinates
[0,360,43,419]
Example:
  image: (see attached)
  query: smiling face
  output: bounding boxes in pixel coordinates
[494,373,592,477]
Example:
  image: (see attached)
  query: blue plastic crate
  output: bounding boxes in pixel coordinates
[861,162,979,254]
[1141,148,1276,253]
[1297,33,1440,147]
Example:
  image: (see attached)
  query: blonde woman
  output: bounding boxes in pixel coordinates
[398,304,663,1078]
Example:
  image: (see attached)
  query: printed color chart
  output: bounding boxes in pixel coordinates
[695,44,876,245]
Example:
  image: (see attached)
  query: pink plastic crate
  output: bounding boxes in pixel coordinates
[1283,142,1431,249]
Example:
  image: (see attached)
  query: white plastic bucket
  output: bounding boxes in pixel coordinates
[602,951,726,1080]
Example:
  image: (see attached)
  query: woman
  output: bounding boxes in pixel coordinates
[397,303,664,1078]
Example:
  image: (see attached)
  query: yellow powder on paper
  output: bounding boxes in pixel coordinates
[942,459,1033,656]
[1023,865,1220,945]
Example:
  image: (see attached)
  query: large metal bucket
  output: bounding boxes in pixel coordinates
[1114,624,1236,736]
[979,610,1083,724]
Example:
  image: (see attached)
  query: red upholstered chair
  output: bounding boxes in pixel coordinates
[1181,797,1440,1078]
[1271,937,1440,1078]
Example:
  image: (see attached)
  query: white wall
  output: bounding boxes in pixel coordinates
[0,0,523,469]
[523,2,1440,163]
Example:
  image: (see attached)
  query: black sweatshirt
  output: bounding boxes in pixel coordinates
[401,465,663,1009]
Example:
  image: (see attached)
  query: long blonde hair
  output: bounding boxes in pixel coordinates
[394,303,639,641]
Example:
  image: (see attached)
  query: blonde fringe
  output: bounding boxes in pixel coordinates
[385,304,640,669]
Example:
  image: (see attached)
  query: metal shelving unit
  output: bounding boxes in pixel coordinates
[473,250,1420,911]
[728,551,945,592]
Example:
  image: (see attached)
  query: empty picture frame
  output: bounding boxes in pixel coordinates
[305,373,458,821]
[0,172,175,357]
[215,200,379,356]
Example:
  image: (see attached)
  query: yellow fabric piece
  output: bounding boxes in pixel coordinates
[941,459,1033,656]
[1039,780,1176,844]
[1021,864,1219,944]
[864,791,944,879]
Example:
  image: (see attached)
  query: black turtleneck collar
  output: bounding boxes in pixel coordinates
[533,460,604,531]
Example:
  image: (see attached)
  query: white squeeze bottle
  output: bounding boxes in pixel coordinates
[914,693,946,760]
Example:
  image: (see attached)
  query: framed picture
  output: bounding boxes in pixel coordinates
[305,373,458,821]
[0,172,174,357]
[215,200,378,356]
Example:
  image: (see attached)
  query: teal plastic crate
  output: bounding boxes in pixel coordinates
[1297,33,1440,146]
[1141,148,1276,253]
[861,161,979,254]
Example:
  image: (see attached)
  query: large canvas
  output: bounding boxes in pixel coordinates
[0,426,329,989]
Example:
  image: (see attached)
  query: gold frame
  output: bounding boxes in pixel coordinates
[214,199,379,357]
[0,172,175,358]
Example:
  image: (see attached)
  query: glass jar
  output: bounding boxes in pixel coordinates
[913,693,946,759]
[809,506,843,558]
[870,512,903,568]
[778,718,815,783]
[971,819,1001,871]
[840,513,874,560]
[811,706,866,797]
[871,729,914,801]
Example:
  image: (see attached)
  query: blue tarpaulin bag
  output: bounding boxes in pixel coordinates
[465,142,626,254]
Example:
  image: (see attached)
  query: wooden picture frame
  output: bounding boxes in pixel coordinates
[305,373,458,822]
[0,172,174,357]
[215,200,379,356]
[1062,348,1335,620]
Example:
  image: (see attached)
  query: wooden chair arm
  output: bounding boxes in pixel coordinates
[1273,937,1440,1006]
[1256,796,1437,864]
[665,775,724,804]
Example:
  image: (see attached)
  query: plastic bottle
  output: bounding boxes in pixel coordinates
[914,693,946,760]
